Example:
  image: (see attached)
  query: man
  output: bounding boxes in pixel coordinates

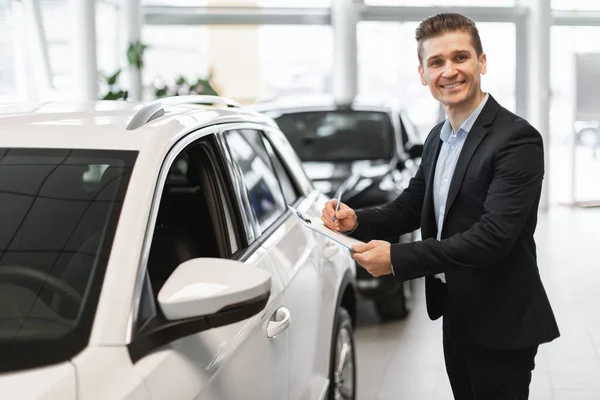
[321,13,559,400]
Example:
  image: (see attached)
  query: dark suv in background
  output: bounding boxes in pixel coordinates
[253,95,423,320]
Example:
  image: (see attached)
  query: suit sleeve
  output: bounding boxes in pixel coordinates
[390,124,544,281]
[350,163,426,241]
[349,123,443,242]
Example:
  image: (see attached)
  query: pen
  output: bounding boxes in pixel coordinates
[331,172,362,222]
[332,179,348,222]
[332,196,342,222]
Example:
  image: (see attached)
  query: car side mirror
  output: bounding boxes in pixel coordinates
[158,258,271,321]
[408,144,424,159]
[128,258,271,363]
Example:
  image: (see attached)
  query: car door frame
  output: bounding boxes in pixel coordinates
[218,123,342,400]
[124,122,292,400]
[125,125,249,349]
[214,123,313,246]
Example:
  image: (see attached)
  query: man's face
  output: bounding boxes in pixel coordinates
[418,30,486,109]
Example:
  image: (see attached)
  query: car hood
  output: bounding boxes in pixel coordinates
[0,362,76,400]
[302,160,394,197]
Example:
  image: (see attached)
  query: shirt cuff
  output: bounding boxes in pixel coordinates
[390,263,395,276]
[345,221,359,235]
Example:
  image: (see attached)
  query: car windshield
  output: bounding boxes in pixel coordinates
[0,148,136,372]
[272,110,394,162]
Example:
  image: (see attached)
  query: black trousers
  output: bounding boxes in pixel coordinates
[443,333,538,400]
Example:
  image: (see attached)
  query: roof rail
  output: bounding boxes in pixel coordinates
[126,95,242,130]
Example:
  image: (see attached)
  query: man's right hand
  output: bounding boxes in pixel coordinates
[321,199,358,233]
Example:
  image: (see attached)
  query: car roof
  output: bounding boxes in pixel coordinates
[250,94,403,114]
[0,99,277,152]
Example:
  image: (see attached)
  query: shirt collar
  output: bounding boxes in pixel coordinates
[440,93,489,143]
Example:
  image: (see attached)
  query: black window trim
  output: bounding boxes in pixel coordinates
[127,125,227,346]
[195,137,246,258]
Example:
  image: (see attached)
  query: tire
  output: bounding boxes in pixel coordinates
[327,307,356,400]
[374,280,412,321]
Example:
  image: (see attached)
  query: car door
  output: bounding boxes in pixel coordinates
[128,130,290,400]
[222,127,333,400]
[262,128,351,400]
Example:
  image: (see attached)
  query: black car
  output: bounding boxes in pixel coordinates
[253,95,424,320]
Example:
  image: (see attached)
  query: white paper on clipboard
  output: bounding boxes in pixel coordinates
[288,206,365,252]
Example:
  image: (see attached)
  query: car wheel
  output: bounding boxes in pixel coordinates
[373,280,413,321]
[328,307,356,400]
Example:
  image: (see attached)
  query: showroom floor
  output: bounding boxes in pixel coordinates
[354,205,600,400]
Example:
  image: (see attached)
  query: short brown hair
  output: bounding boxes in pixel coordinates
[415,13,483,65]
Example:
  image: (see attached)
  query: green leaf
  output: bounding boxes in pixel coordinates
[102,90,126,100]
[106,69,121,85]
[127,40,147,70]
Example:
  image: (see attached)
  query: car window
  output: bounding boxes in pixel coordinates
[225,129,287,233]
[261,135,300,205]
[273,110,394,162]
[135,136,244,333]
[0,147,136,373]
[145,142,226,297]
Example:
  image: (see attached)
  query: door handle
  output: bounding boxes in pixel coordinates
[266,307,291,338]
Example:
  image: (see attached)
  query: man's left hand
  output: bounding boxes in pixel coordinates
[351,240,392,277]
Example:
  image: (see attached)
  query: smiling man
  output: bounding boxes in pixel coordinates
[321,13,560,400]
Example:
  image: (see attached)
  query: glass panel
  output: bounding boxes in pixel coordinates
[552,0,600,10]
[0,148,137,372]
[142,25,210,99]
[38,0,119,99]
[226,130,287,232]
[142,25,332,102]
[41,0,70,93]
[96,2,121,99]
[259,25,332,98]
[0,2,16,103]
[365,0,514,5]
[142,0,330,6]
[262,137,300,205]
[550,26,600,205]
[273,110,394,162]
[357,21,515,136]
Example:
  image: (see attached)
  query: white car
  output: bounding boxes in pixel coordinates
[0,96,357,400]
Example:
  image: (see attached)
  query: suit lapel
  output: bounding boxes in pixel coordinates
[443,95,500,217]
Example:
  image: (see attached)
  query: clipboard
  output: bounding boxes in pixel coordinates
[288,206,365,252]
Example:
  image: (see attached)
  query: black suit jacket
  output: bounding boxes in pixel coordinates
[352,95,560,350]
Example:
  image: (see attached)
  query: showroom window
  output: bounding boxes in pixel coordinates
[0,2,16,102]
[37,0,120,98]
[142,25,210,99]
[551,0,600,10]
[549,26,600,204]
[142,24,332,102]
[259,25,333,99]
[364,0,514,6]
[142,0,330,6]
